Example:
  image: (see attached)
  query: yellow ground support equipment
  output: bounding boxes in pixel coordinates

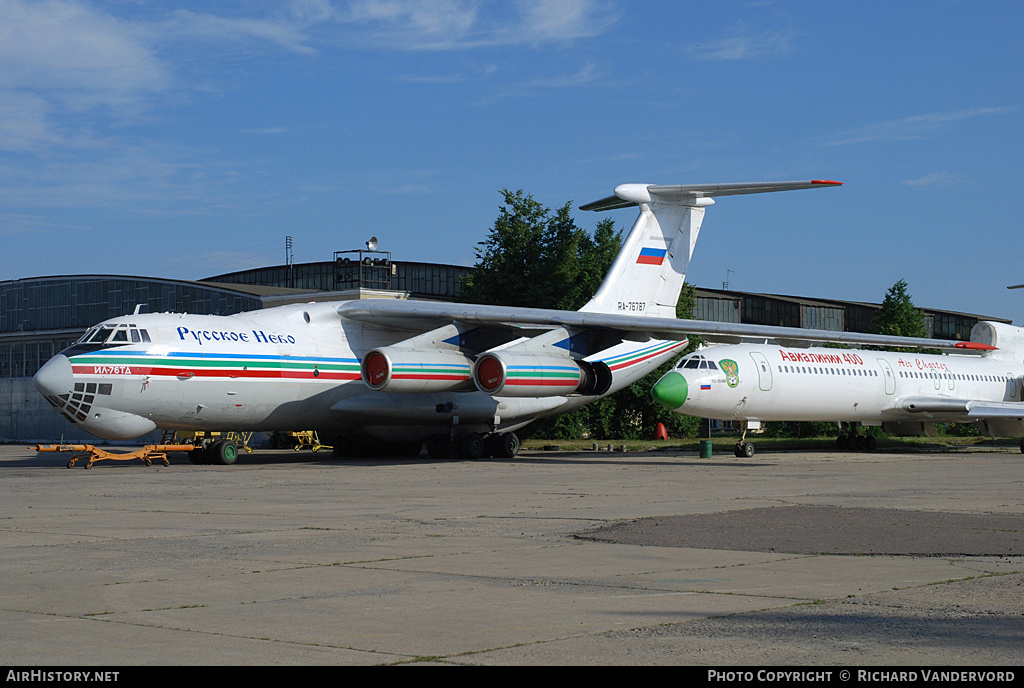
[287,430,332,452]
[37,444,196,469]
[225,431,254,453]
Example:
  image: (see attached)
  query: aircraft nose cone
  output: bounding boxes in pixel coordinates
[651,371,688,410]
[34,354,73,398]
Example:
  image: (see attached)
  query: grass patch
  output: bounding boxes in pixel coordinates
[520,435,1019,454]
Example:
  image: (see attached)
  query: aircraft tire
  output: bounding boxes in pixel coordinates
[496,432,520,459]
[458,432,484,460]
[212,440,239,466]
[189,447,210,465]
[865,435,876,451]
[735,442,754,458]
[1019,438,1024,454]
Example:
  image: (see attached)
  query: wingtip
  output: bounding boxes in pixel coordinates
[811,179,843,186]
[955,341,998,351]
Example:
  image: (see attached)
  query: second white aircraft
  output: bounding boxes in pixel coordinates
[651,324,1024,456]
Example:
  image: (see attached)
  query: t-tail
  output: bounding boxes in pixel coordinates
[578,180,842,318]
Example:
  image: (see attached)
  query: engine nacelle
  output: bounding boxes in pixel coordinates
[473,352,611,397]
[970,321,1024,353]
[362,348,473,393]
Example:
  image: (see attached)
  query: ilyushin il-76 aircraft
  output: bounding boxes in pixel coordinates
[35,178,970,465]
[651,324,1024,457]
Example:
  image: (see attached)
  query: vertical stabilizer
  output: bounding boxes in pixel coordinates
[578,180,841,318]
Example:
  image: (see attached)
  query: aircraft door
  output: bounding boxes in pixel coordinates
[876,358,896,395]
[749,351,773,391]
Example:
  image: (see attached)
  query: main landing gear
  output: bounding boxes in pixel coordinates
[426,432,520,460]
[836,424,876,451]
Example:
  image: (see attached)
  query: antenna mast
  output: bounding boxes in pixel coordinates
[285,235,294,288]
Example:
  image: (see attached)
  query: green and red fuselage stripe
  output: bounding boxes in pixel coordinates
[69,339,686,386]
[70,350,362,381]
[601,340,688,371]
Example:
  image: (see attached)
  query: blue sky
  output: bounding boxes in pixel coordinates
[1,1,1021,324]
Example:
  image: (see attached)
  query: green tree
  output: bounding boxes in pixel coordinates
[872,279,933,353]
[873,279,925,338]
[461,189,618,310]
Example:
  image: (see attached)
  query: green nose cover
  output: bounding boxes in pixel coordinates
[651,371,688,410]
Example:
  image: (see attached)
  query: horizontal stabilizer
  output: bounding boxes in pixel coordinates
[579,180,841,211]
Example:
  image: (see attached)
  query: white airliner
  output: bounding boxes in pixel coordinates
[651,324,1024,456]
[34,179,968,464]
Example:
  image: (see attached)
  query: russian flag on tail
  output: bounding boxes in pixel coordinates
[636,247,667,265]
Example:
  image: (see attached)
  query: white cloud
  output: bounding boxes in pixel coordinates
[904,172,962,187]
[515,0,619,42]
[689,28,795,61]
[828,107,1015,147]
[0,0,170,112]
[338,0,618,50]
[163,9,319,56]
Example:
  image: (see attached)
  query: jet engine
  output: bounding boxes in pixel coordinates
[473,352,611,397]
[361,348,474,393]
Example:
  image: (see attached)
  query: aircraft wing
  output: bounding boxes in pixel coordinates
[898,397,1024,419]
[336,299,977,352]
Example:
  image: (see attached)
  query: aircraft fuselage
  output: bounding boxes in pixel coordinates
[653,343,1024,429]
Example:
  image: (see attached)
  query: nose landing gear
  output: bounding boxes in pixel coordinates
[733,420,755,457]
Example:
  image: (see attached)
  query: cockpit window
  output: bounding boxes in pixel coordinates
[675,358,724,372]
[86,327,114,343]
[63,323,150,357]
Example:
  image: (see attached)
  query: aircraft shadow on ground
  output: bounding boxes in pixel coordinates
[13,447,770,470]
